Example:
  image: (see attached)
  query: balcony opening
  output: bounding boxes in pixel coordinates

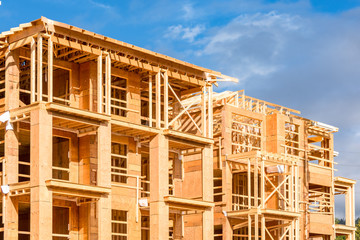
[52,206,70,240]
[19,129,30,182]
[19,59,31,106]
[18,202,30,240]
[141,155,150,198]
[141,216,149,240]
[111,209,128,240]
[52,68,71,105]
[308,184,332,214]
[111,76,127,117]
[111,142,128,184]
[232,172,261,210]
[52,136,70,181]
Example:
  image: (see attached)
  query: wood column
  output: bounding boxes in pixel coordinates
[97,122,111,240]
[97,53,102,113]
[30,105,53,240]
[202,144,213,240]
[149,134,169,240]
[155,72,161,128]
[47,37,53,102]
[4,48,20,239]
[37,35,43,101]
[4,126,19,240]
[222,106,233,240]
[5,48,20,110]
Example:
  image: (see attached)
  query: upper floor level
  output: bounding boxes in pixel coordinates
[0,17,239,141]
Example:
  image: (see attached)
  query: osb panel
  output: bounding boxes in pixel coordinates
[309,213,333,235]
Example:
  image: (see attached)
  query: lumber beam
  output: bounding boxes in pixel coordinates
[150,134,169,240]
[30,107,53,240]
[50,35,206,86]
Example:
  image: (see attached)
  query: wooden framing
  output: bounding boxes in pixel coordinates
[0,17,354,240]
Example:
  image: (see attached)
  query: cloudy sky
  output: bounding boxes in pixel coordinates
[1,0,360,218]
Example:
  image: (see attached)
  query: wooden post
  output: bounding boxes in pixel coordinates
[261,160,265,208]
[248,158,251,209]
[37,35,43,101]
[97,53,102,113]
[208,84,213,138]
[5,48,20,110]
[351,185,355,227]
[254,158,259,239]
[163,71,168,129]
[201,86,207,137]
[31,38,36,103]
[248,215,252,239]
[149,75,152,127]
[150,134,169,240]
[156,72,161,128]
[105,54,111,115]
[261,215,265,240]
[97,121,112,239]
[4,48,20,239]
[47,37,53,102]
[223,159,232,240]
[202,144,214,240]
[30,105,53,240]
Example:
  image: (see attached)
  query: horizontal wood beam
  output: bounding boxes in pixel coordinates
[50,35,205,86]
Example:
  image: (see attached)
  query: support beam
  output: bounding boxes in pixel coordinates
[156,72,161,128]
[150,134,169,240]
[97,121,112,239]
[164,71,168,129]
[30,107,53,240]
[261,215,265,240]
[4,126,19,239]
[97,53,103,113]
[47,37,53,102]
[31,38,36,103]
[201,86,207,137]
[105,53,111,115]
[207,84,213,138]
[37,35,43,101]
[202,144,214,239]
[149,75,152,127]
[5,48,20,110]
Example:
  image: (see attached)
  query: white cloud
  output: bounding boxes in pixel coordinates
[182,3,195,20]
[165,24,205,42]
[89,0,112,9]
[197,11,303,82]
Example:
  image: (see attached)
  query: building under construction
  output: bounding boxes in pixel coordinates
[0,17,356,240]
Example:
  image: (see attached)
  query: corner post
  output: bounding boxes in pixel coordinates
[47,37,53,102]
[155,72,161,128]
[97,121,112,239]
[202,144,214,239]
[31,38,36,103]
[97,53,103,113]
[37,35,43,101]
[4,47,20,240]
[149,134,169,240]
[30,105,53,240]
[163,71,168,129]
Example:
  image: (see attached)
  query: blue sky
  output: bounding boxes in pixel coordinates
[1,0,360,218]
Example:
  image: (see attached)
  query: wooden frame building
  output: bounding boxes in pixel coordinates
[0,17,355,240]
